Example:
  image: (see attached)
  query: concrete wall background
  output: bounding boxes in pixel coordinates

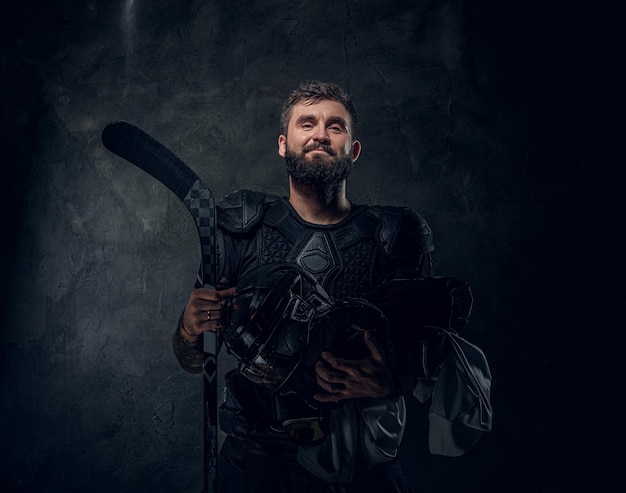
[1,1,621,492]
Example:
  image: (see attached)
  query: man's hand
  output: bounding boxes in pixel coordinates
[313,330,396,403]
[180,287,236,341]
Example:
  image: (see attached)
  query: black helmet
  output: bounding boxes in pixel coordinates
[222,263,389,407]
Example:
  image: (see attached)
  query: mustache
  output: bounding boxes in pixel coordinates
[303,143,336,156]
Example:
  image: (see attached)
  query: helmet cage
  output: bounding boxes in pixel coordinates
[223,264,334,392]
[223,263,390,407]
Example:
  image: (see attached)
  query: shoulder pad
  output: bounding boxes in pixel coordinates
[371,206,434,258]
[217,189,281,233]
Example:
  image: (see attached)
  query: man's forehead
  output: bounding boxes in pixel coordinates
[289,99,352,124]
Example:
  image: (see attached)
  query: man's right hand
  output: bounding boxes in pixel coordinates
[180,287,236,340]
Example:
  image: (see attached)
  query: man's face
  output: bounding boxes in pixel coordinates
[278,99,361,194]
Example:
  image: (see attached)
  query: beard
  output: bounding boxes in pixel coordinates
[284,143,354,200]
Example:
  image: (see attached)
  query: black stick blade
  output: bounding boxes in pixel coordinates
[101,121,199,202]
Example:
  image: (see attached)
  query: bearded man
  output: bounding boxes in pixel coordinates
[172,81,490,493]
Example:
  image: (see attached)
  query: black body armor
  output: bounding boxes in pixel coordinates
[214,190,469,444]
[216,189,434,297]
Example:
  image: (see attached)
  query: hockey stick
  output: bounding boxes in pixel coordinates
[101,121,218,493]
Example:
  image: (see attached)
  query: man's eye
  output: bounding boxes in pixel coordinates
[329,126,343,133]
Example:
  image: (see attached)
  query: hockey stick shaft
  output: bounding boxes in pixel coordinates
[101,121,219,492]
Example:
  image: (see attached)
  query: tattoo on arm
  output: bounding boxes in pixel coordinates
[172,314,203,373]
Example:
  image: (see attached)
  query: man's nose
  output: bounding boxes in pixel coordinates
[312,124,330,142]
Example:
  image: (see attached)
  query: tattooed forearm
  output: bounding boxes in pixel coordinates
[172,315,203,373]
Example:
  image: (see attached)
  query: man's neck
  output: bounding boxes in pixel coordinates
[288,178,352,225]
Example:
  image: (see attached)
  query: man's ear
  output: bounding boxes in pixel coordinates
[278,134,287,158]
[351,140,362,162]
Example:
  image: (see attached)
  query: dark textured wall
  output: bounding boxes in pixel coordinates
[1,1,621,492]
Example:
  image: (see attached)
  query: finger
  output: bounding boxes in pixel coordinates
[313,392,344,403]
[315,360,349,383]
[320,352,362,376]
[207,318,223,334]
[187,319,214,334]
[191,288,224,303]
[218,286,237,299]
[187,306,223,333]
[191,297,226,316]
[186,299,220,324]
[191,287,235,322]
[201,306,229,325]
[314,377,346,402]
[201,309,217,323]
[320,351,346,369]
[315,374,345,392]
[195,286,235,304]
[195,319,222,332]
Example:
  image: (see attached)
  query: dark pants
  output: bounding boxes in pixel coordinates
[217,435,413,493]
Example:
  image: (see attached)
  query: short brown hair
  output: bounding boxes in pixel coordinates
[280,80,358,136]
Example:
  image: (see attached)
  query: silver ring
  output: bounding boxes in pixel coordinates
[207,310,211,321]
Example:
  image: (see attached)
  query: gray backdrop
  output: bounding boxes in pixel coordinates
[1,0,621,492]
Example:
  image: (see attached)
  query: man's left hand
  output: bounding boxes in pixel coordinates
[313,330,395,403]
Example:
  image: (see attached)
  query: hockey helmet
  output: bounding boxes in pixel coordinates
[222,263,389,406]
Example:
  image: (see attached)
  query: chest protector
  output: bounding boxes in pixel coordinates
[216,190,442,445]
[217,190,434,298]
